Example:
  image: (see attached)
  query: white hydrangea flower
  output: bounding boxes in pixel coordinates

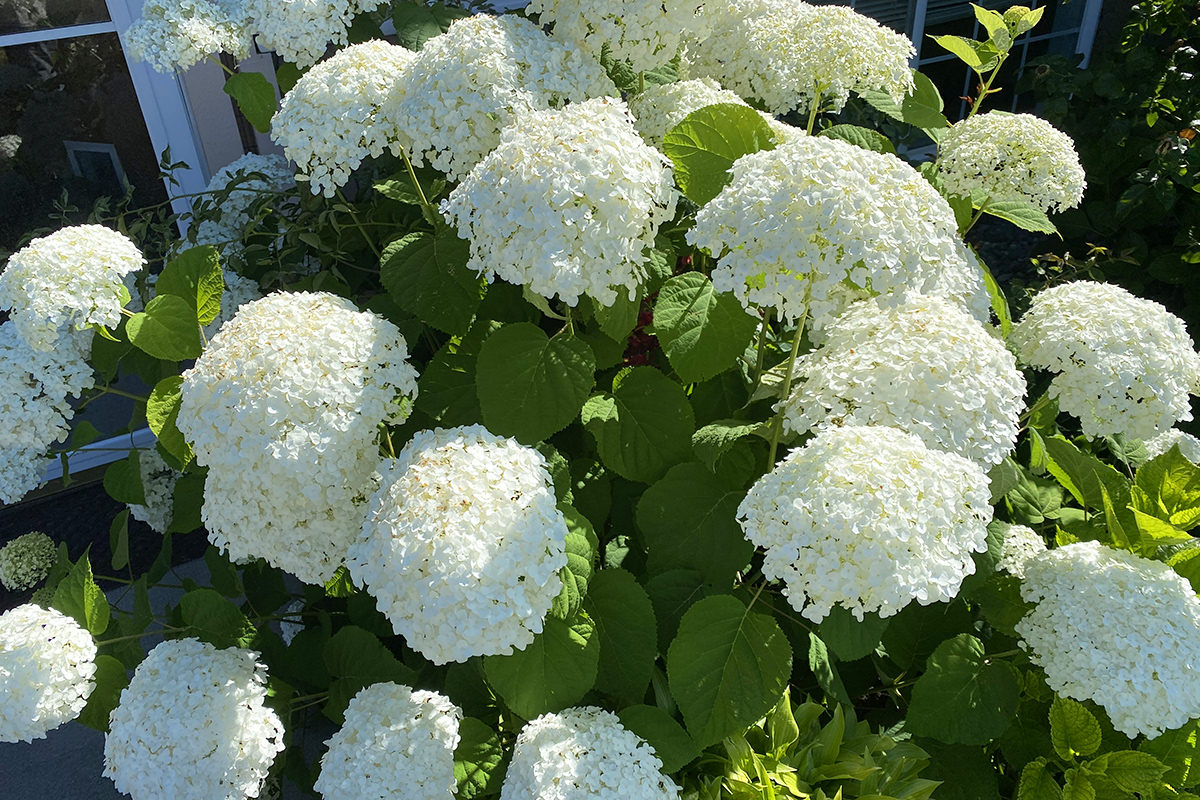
[245,0,384,68]
[347,425,568,665]
[1017,541,1200,738]
[104,638,285,800]
[0,604,97,743]
[501,706,680,800]
[0,225,145,350]
[442,97,676,307]
[315,683,461,800]
[278,599,305,646]
[528,0,709,73]
[995,522,1045,579]
[627,77,795,148]
[1010,281,1200,441]
[0,134,20,161]
[126,449,178,534]
[738,425,993,622]
[779,293,1026,467]
[688,134,984,332]
[692,0,914,115]
[124,0,252,73]
[386,14,615,181]
[0,455,51,509]
[0,532,56,591]
[192,153,295,253]
[272,41,415,197]
[177,292,419,584]
[1145,428,1200,463]
[937,111,1086,214]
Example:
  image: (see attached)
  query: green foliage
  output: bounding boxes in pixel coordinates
[222,72,276,133]
[52,550,109,636]
[582,568,657,703]
[582,367,695,483]
[661,103,777,206]
[379,228,482,334]
[906,634,1021,745]
[483,612,600,720]
[653,273,760,383]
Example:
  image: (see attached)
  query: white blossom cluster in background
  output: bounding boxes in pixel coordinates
[442,96,676,307]
[0,604,97,743]
[1016,541,1200,738]
[937,111,1086,214]
[245,0,383,67]
[347,425,568,664]
[528,0,709,73]
[1010,281,1200,440]
[177,291,419,584]
[386,14,615,182]
[0,224,144,351]
[123,0,252,72]
[1144,428,1200,463]
[191,153,295,255]
[689,134,988,332]
[501,706,680,800]
[104,638,285,800]
[272,40,416,197]
[692,1,914,115]
[125,449,179,534]
[779,293,1026,467]
[315,683,461,800]
[0,531,56,591]
[627,77,799,147]
[738,425,992,623]
[994,522,1046,579]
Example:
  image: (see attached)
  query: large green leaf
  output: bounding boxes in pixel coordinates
[582,568,657,703]
[476,323,596,444]
[322,626,416,723]
[52,551,109,636]
[984,201,1058,235]
[549,529,594,621]
[661,103,777,206]
[147,376,193,467]
[126,295,202,361]
[860,69,949,130]
[1084,751,1167,795]
[75,654,130,732]
[178,588,257,649]
[806,632,853,708]
[484,612,599,720]
[1041,435,1131,513]
[691,420,764,472]
[391,0,469,49]
[454,717,505,800]
[379,229,483,334]
[666,594,792,748]
[653,273,759,383]
[156,245,223,326]
[1136,445,1200,530]
[1018,758,1064,800]
[644,569,711,650]
[222,72,276,133]
[818,124,897,154]
[1050,696,1102,760]
[582,367,695,483]
[906,634,1021,745]
[618,705,700,773]
[103,451,145,506]
[415,321,498,428]
[1140,718,1200,789]
[817,606,890,662]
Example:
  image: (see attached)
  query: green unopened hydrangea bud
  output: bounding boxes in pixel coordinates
[29,585,56,608]
[1003,6,1031,25]
[0,532,56,592]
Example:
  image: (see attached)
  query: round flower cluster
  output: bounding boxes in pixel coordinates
[738,425,993,622]
[315,683,461,800]
[937,111,1086,214]
[627,77,798,148]
[244,0,384,68]
[346,425,569,665]
[692,1,914,115]
[123,0,251,73]
[126,449,179,534]
[272,40,416,197]
[0,134,20,161]
[387,14,615,182]
[1010,281,1200,441]
[0,532,56,591]
[688,134,984,331]
[442,97,676,307]
[0,225,145,351]
[104,638,285,800]
[501,706,679,800]
[995,522,1046,579]
[779,294,1026,467]
[528,0,710,73]
[191,153,295,254]
[177,292,419,584]
[1016,541,1200,738]
[0,604,97,743]
[1145,428,1200,463]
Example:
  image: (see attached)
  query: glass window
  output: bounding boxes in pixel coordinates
[0,0,112,36]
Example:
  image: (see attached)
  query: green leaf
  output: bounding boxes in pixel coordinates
[379,229,483,334]
[204,546,241,598]
[1042,436,1131,513]
[147,376,193,467]
[1086,751,1168,794]
[817,606,890,662]
[322,626,416,723]
[862,69,948,130]
[661,103,777,206]
[618,705,700,773]
[1061,769,1095,800]
[53,551,109,635]
[549,530,594,620]
[126,295,202,361]
[168,469,204,533]
[415,321,497,428]
[1050,696,1103,759]
[476,323,596,445]
[977,251,1012,337]
[156,245,223,326]
[222,72,277,134]
[484,612,600,720]
[582,568,657,704]
[637,462,753,586]
[1018,758,1064,800]
[1169,548,1200,594]
[324,566,355,598]
[1140,719,1200,789]
[653,273,759,383]
[1006,467,1064,525]
[391,0,469,50]
[374,176,446,206]
[667,594,792,748]
[1132,508,1193,549]
[988,458,1022,503]
[582,367,695,483]
[179,588,257,649]
[75,654,129,732]
[691,420,764,473]
[645,569,711,650]
[906,634,1021,745]
[594,290,641,342]
[931,34,989,71]
[454,717,504,800]
[807,632,853,708]
[109,510,130,572]
[818,124,897,154]
[1136,446,1200,530]
[984,201,1059,235]
[103,451,145,506]
[275,62,304,95]
[973,574,1033,637]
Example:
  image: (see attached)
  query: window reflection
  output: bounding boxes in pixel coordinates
[0,0,111,36]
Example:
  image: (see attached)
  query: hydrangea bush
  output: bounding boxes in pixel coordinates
[2,2,1199,799]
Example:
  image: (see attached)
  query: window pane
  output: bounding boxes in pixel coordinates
[0,0,112,36]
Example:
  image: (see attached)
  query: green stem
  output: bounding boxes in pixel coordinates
[964,198,991,235]
[638,70,646,94]
[289,691,330,704]
[805,82,826,135]
[98,625,184,646]
[766,300,811,465]
[400,149,438,224]
[208,54,236,77]
[335,188,381,259]
[968,57,1008,117]
[750,311,771,391]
